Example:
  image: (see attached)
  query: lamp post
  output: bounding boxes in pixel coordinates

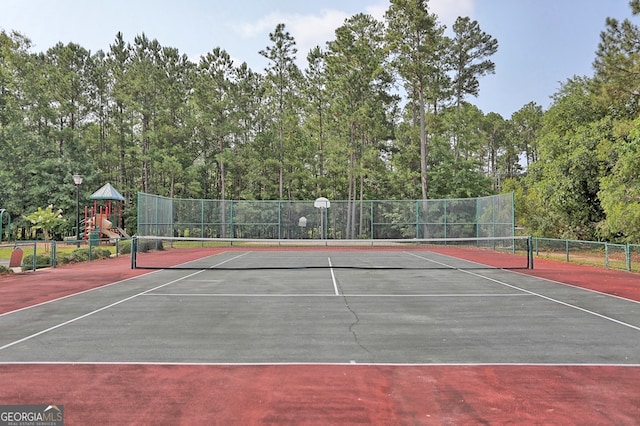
[0,209,5,243]
[73,174,83,246]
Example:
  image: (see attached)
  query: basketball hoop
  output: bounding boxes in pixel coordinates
[314,197,330,239]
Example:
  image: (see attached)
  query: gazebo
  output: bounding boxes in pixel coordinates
[84,183,129,239]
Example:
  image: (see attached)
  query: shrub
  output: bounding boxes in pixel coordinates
[58,247,113,264]
[137,239,164,253]
[118,239,132,254]
[22,253,51,269]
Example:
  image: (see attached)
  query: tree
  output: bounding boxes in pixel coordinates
[448,17,498,164]
[128,34,165,194]
[481,112,509,190]
[193,47,236,199]
[303,46,330,197]
[0,31,30,220]
[429,103,492,198]
[524,77,607,239]
[326,13,394,237]
[510,102,543,168]
[385,0,447,199]
[105,32,135,200]
[228,62,266,200]
[591,2,640,242]
[593,11,640,116]
[45,42,93,157]
[23,205,65,241]
[260,23,303,200]
[598,118,640,241]
[0,11,523,239]
[449,17,498,108]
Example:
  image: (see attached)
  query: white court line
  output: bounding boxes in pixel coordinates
[406,251,640,333]
[510,269,640,305]
[0,270,204,352]
[0,253,250,352]
[143,293,530,298]
[2,361,640,367]
[0,269,166,318]
[405,251,486,268]
[463,269,640,333]
[328,257,340,296]
[145,293,339,297]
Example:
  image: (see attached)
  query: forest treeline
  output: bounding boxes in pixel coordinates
[0,0,639,242]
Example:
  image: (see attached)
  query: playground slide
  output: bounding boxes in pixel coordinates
[93,217,123,240]
[101,228,121,240]
[115,227,130,238]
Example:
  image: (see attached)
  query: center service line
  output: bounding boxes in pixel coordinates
[328,257,340,296]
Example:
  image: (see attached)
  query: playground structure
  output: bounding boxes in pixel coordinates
[81,183,129,242]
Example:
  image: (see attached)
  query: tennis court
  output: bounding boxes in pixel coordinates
[0,244,639,423]
[2,246,638,365]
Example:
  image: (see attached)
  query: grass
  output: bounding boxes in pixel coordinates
[0,245,11,258]
[534,250,640,273]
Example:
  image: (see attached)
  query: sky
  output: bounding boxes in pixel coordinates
[1,0,637,117]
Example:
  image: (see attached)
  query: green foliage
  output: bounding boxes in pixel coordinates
[22,253,51,269]
[118,239,132,254]
[449,16,498,106]
[20,247,113,269]
[6,2,640,244]
[598,118,640,241]
[136,239,164,253]
[23,205,66,240]
[65,247,113,263]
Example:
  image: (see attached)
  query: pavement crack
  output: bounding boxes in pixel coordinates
[339,291,374,362]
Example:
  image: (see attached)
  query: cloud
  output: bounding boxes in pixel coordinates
[233,2,390,59]
[429,0,475,27]
[364,2,388,21]
[232,0,476,64]
[235,9,349,53]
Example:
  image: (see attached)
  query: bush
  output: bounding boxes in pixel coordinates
[57,247,113,264]
[0,265,12,275]
[118,239,132,254]
[22,253,51,269]
[137,239,164,253]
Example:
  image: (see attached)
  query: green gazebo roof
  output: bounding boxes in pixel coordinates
[90,183,125,201]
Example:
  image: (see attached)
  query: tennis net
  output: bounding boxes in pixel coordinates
[131,235,533,270]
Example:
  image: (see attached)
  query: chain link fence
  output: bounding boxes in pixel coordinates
[137,193,515,240]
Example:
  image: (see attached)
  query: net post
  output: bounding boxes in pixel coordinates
[130,236,137,269]
[528,236,534,269]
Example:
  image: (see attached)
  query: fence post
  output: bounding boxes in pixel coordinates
[32,241,37,271]
[51,241,57,268]
[626,244,631,272]
[130,236,137,269]
[370,201,374,239]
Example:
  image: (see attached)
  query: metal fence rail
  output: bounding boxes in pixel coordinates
[0,239,127,271]
[533,238,640,272]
